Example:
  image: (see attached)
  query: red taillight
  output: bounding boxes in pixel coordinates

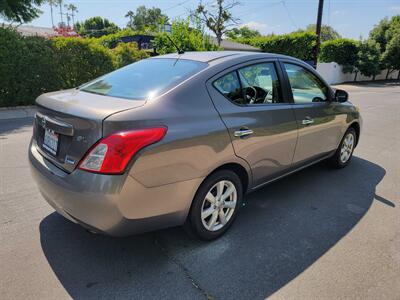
[78,127,167,174]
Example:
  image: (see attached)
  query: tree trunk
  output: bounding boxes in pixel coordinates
[386,69,393,79]
[398,70,400,80]
[216,34,222,46]
[354,71,358,82]
[59,4,63,25]
[50,4,54,28]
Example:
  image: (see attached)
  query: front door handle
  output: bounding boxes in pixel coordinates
[234,128,254,137]
[302,117,314,125]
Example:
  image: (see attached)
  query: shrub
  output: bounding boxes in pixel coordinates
[0,27,61,107]
[113,42,149,68]
[51,37,115,88]
[94,28,138,48]
[319,38,359,72]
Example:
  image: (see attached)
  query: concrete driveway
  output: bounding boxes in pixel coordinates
[1,82,399,299]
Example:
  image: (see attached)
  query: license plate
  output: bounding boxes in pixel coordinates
[43,129,59,155]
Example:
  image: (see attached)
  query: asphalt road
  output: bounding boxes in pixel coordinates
[1,82,399,300]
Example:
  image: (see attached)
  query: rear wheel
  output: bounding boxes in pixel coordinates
[186,170,243,240]
[330,127,356,168]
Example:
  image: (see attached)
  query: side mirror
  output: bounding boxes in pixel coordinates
[335,89,348,103]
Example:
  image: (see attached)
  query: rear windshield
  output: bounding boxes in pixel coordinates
[80,58,207,100]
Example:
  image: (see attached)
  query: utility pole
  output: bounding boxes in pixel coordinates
[313,0,324,68]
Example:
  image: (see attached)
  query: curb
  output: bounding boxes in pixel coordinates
[0,106,36,120]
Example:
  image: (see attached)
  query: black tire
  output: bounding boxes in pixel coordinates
[185,170,243,240]
[330,127,357,169]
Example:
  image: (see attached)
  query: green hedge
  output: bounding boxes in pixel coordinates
[319,38,359,72]
[112,42,149,68]
[0,27,150,107]
[0,28,61,107]
[237,32,317,61]
[52,37,115,88]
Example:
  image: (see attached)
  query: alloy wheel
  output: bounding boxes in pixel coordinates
[200,180,237,232]
[340,132,355,163]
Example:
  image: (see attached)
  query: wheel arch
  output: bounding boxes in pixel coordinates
[208,162,250,194]
[349,121,360,146]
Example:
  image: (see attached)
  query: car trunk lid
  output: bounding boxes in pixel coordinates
[33,89,146,173]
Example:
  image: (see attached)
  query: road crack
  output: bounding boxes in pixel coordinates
[154,237,214,300]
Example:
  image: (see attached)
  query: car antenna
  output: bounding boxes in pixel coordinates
[166,35,184,55]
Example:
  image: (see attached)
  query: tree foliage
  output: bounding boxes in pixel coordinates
[125,5,168,32]
[369,15,400,53]
[298,24,341,42]
[195,0,239,46]
[355,39,381,79]
[75,16,119,38]
[153,19,219,55]
[319,38,359,73]
[369,15,400,78]
[0,0,44,23]
[226,26,261,40]
[381,33,400,78]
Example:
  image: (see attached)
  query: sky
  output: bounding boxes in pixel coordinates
[18,0,400,39]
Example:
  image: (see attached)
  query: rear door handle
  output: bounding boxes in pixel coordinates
[234,129,254,137]
[302,117,314,125]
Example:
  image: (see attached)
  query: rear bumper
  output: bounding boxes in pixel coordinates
[29,141,202,236]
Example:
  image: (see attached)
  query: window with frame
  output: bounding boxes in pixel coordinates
[213,62,283,105]
[283,63,329,104]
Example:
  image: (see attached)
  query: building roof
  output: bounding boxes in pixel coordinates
[1,24,78,37]
[14,25,58,37]
[209,37,261,52]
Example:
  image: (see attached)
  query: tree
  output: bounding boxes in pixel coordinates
[75,17,119,38]
[57,0,63,26]
[381,33,400,79]
[369,16,400,79]
[369,15,400,53]
[125,6,168,32]
[153,19,218,55]
[0,0,44,23]
[226,26,261,40]
[355,39,381,81]
[195,0,240,46]
[47,0,57,27]
[64,3,77,28]
[302,24,341,42]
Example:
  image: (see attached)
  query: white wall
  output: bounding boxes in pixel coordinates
[316,62,399,85]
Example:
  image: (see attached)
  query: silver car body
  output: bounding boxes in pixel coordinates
[29,51,362,236]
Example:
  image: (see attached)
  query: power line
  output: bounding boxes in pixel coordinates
[280,0,297,30]
[164,0,191,12]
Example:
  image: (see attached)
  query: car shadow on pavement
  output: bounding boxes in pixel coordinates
[0,117,33,136]
[39,156,386,300]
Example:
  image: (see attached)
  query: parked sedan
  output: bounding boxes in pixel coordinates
[29,51,361,240]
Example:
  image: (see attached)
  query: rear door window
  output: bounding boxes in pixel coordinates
[80,58,207,100]
[213,62,283,105]
[213,72,244,104]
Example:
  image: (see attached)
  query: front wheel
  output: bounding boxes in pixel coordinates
[186,170,243,240]
[330,127,356,168]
